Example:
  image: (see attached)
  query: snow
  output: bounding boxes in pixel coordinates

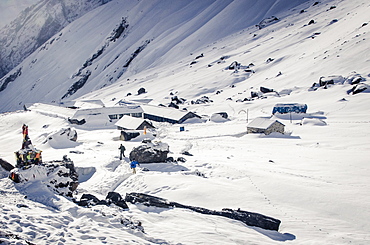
[0,0,370,244]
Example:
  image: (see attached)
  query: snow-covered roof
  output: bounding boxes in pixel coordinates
[61,100,105,109]
[141,104,190,121]
[115,115,148,130]
[26,103,76,119]
[72,105,143,119]
[247,117,283,129]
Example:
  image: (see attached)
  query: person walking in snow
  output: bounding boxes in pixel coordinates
[130,159,140,174]
[119,144,126,160]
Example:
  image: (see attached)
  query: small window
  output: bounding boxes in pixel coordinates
[109,114,118,120]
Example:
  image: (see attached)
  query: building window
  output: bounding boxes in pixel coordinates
[131,113,143,118]
[109,114,118,120]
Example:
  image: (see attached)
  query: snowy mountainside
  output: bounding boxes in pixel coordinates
[0,0,311,112]
[0,0,370,244]
[84,0,369,114]
[0,0,112,79]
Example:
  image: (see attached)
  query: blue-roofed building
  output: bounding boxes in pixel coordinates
[272,103,307,114]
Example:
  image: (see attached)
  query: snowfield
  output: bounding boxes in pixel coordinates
[0,0,370,244]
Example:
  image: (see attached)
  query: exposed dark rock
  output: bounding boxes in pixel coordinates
[10,156,79,197]
[46,128,77,143]
[166,157,175,163]
[266,58,274,63]
[0,68,22,92]
[313,1,320,6]
[129,142,169,163]
[16,203,29,208]
[308,19,315,25]
[138,87,146,95]
[171,96,186,105]
[260,86,274,93]
[228,61,241,70]
[108,17,129,42]
[190,61,197,65]
[106,192,129,209]
[195,53,204,59]
[120,217,144,232]
[123,40,151,69]
[78,194,101,207]
[251,91,259,98]
[257,16,279,29]
[191,96,213,104]
[62,70,91,99]
[0,158,14,171]
[125,193,281,231]
[168,102,179,109]
[348,84,368,95]
[77,192,128,209]
[177,157,187,162]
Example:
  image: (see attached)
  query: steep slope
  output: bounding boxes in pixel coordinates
[0,0,112,79]
[0,0,309,112]
[84,0,369,112]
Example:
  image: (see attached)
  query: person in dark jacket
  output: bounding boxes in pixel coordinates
[130,159,140,174]
[119,144,126,160]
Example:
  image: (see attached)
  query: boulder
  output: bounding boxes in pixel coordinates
[260,86,274,93]
[129,142,169,163]
[257,16,279,29]
[106,192,129,209]
[9,155,79,197]
[0,158,14,171]
[125,192,281,231]
[138,87,146,95]
[77,192,128,209]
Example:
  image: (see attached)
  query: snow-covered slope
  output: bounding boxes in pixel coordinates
[0,0,39,28]
[0,0,370,244]
[0,0,111,79]
[0,0,312,113]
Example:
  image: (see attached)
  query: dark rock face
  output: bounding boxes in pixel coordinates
[76,192,128,209]
[9,156,79,197]
[228,61,241,70]
[108,17,129,42]
[0,158,14,171]
[348,84,368,95]
[125,192,281,231]
[191,96,213,104]
[138,87,146,95]
[0,68,22,92]
[129,142,169,163]
[62,70,92,99]
[260,86,274,93]
[257,16,279,29]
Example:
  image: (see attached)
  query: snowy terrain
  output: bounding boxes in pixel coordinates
[1,0,370,244]
[0,0,39,28]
